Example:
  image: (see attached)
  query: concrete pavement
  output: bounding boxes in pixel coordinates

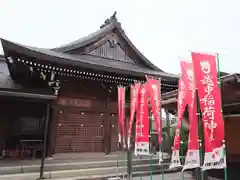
[132,173,220,180]
[133,172,194,180]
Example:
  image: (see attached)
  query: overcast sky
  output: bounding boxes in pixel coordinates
[0,0,239,74]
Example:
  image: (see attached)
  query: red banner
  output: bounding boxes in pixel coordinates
[192,52,226,170]
[128,84,140,136]
[182,63,200,171]
[128,83,140,148]
[147,77,162,144]
[170,61,192,169]
[118,87,126,140]
[134,84,150,155]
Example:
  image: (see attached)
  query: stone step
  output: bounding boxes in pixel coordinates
[0,162,176,180]
[0,153,168,167]
[0,155,168,175]
[49,168,181,180]
[0,152,173,179]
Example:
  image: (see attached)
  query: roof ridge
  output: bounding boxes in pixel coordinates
[51,12,119,53]
[50,12,162,71]
[1,38,179,80]
[100,11,118,28]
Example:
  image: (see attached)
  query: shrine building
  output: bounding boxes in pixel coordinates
[0,12,178,159]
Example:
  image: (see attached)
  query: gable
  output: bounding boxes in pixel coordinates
[86,41,135,64]
[51,12,162,71]
[83,33,135,64]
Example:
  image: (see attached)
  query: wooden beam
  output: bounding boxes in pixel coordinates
[162,98,177,105]
[161,89,178,99]
[40,103,51,179]
[224,114,240,118]
[48,104,58,156]
[0,90,57,100]
[224,102,240,107]
[124,98,177,109]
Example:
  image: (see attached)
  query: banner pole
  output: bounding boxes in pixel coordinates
[161,143,164,180]
[127,143,132,180]
[121,87,124,179]
[117,86,121,179]
[123,138,126,179]
[127,118,133,180]
[124,88,126,179]
[180,141,184,180]
[160,109,164,180]
[180,118,184,180]
[140,155,143,180]
[199,140,203,180]
[196,91,204,180]
[125,138,127,179]
[121,116,125,179]
[216,53,228,180]
[149,111,153,180]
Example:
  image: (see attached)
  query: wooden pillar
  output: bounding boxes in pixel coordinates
[104,96,111,154]
[165,109,172,155]
[47,104,58,156]
[40,103,51,179]
[104,115,111,154]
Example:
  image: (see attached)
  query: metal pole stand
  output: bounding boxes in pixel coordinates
[127,146,132,180]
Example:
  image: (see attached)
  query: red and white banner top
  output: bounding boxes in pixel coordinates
[192,52,225,152]
[173,61,192,150]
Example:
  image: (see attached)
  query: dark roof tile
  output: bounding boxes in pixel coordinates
[1,38,179,81]
[0,57,23,90]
